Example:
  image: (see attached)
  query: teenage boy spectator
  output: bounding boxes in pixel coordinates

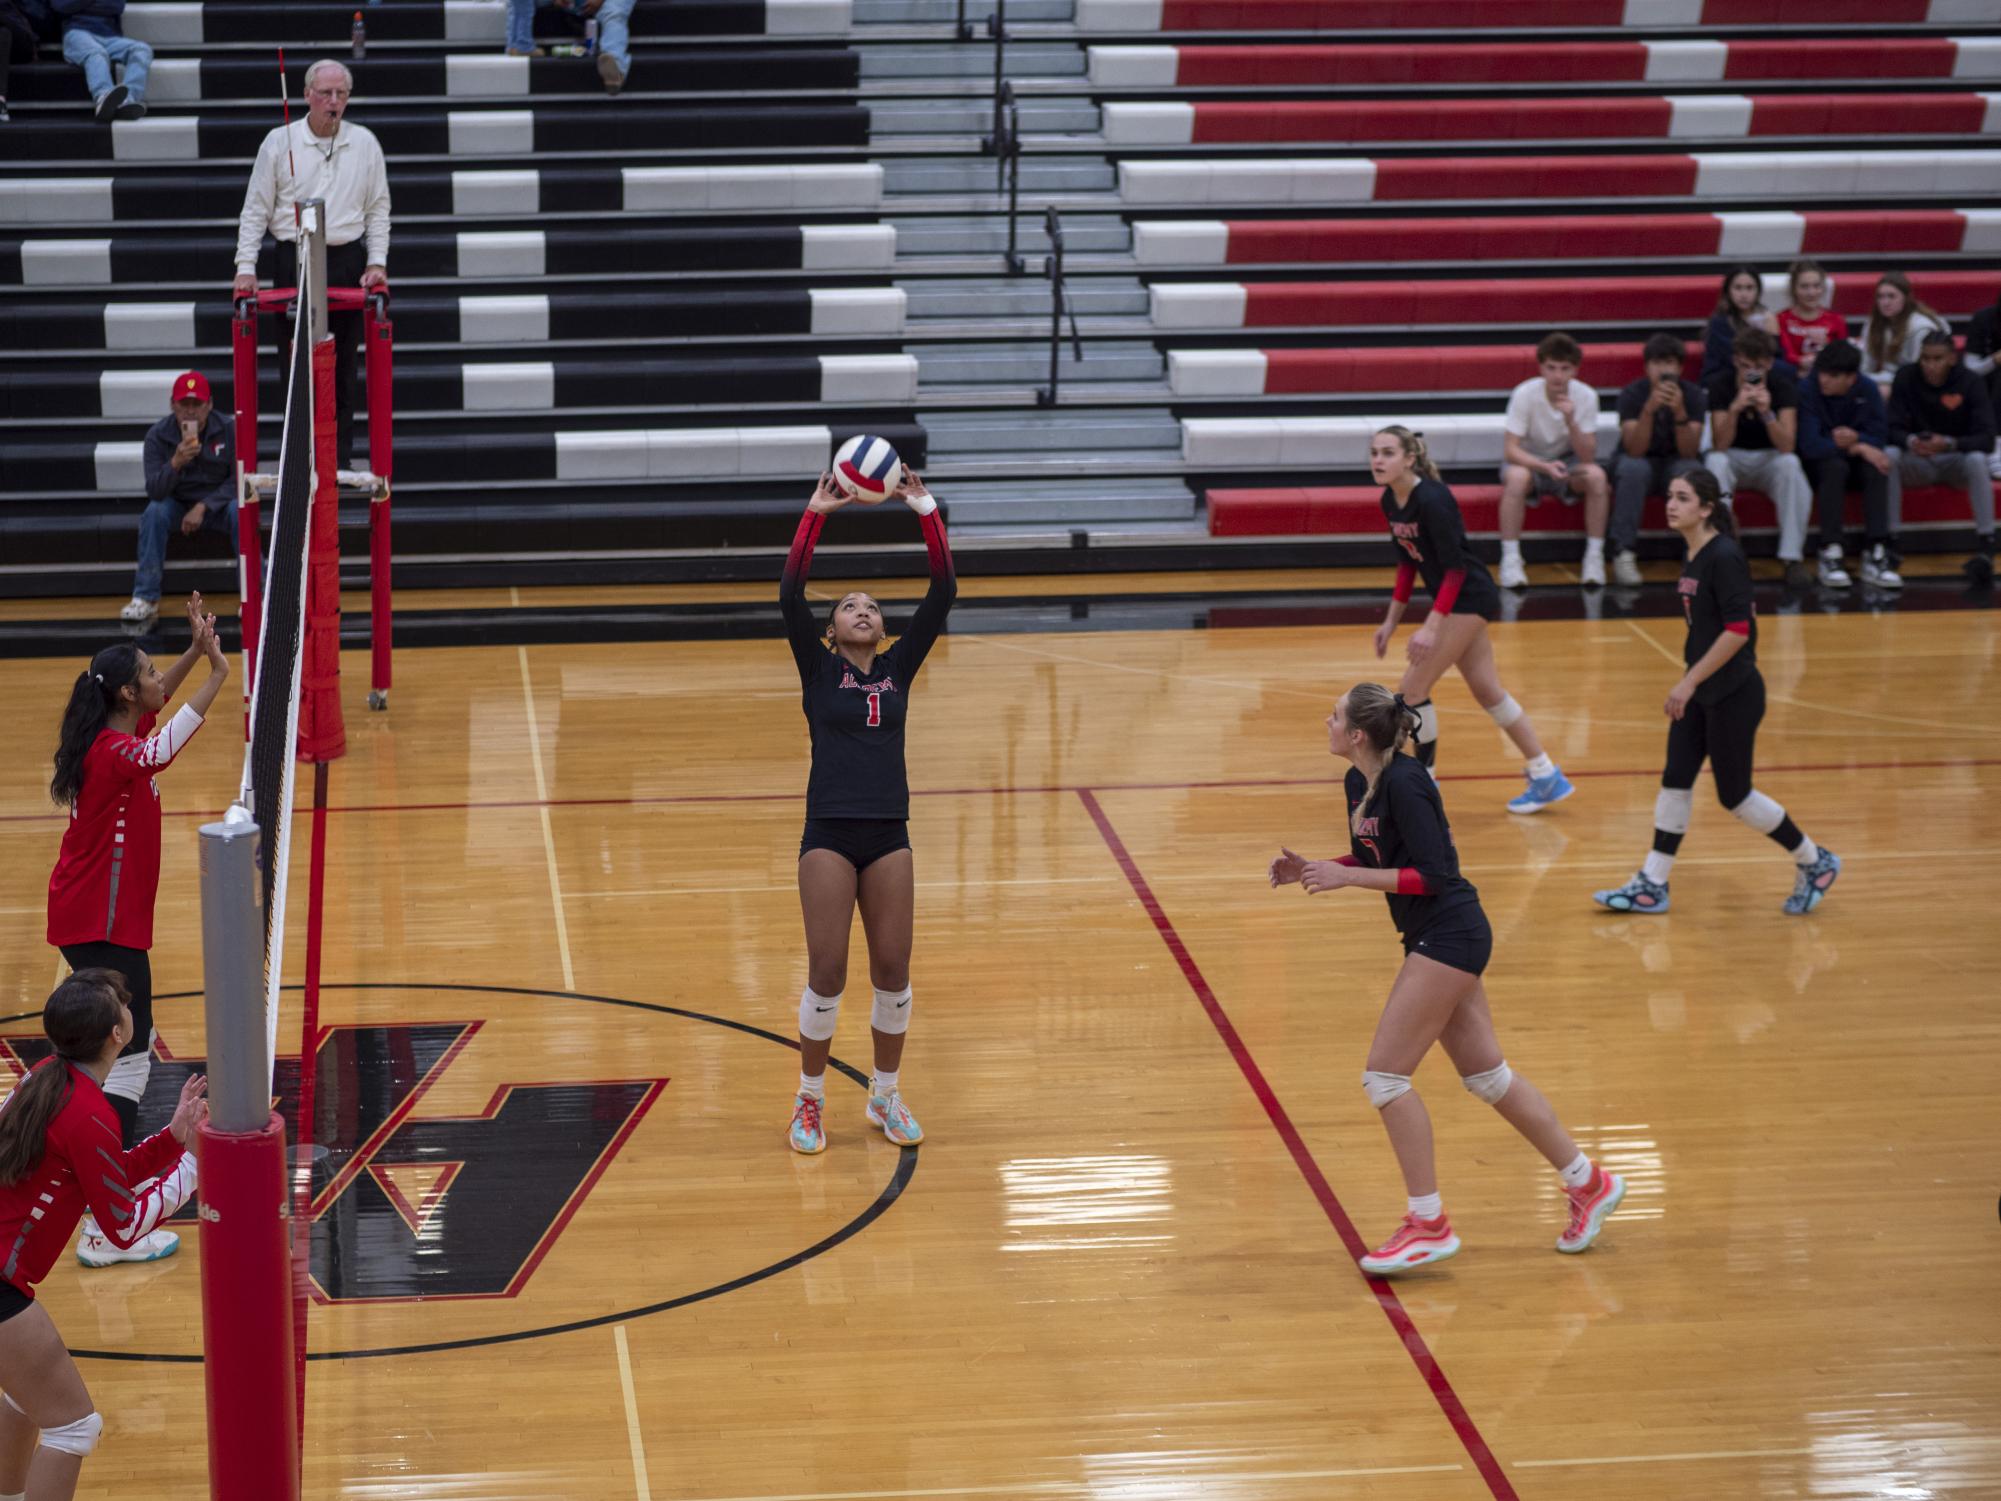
[1798,340,1898,590]
[1704,326,1815,591]
[48,0,149,120]
[124,373,237,626]
[1887,330,1998,586]
[1499,331,1610,588]
[1609,332,1706,585]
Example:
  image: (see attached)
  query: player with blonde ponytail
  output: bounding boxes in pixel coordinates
[1267,682,1624,1275]
[1369,426,1576,813]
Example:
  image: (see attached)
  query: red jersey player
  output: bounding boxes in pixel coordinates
[0,969,206,1500]
[46,597,227,1268]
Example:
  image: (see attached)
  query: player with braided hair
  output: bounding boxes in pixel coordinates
[1267,682,1623,1275]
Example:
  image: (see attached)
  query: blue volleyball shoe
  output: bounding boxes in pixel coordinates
[1507,767,1576,814]
[1783,847,1840,915]
[1593,872,1670,914]
[866,1091,924,1146]
[788,1094,827,1155]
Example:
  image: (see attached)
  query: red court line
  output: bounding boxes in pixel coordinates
[1075,786,1519,1501]
[2,756,1996,828]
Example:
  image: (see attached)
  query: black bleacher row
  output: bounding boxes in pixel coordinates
[98,0,816,43]
[3,354,886,420]
[4,104,869,159]
[1,289,844,349]
[1,422,930,493]
[0,224,861,284]
[11,164,873,223]
[4,49,861,103]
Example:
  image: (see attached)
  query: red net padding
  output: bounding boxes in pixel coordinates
[295,337,345,765]
[198,1113,301,1501]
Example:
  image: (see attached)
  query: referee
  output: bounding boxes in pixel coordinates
[232,57,390,472]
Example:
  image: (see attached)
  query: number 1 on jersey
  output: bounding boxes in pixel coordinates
[867,691,881,727]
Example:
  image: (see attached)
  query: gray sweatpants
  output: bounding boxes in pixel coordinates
[1885,448,1995,537]
[1704,448,1813,561]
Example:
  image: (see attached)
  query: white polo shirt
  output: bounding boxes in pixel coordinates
[235,118,391,275]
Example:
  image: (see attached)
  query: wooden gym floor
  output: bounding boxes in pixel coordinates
[0,588,1995,1500]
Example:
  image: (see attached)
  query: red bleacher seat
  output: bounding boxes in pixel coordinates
[1723,39,1958,80]
[1370,155,1701,201]
[1208,485,1975,537]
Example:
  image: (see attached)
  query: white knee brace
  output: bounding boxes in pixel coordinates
[870,985,913,1036]
[103,1049,150,1106]
[797,986,841,1042]
[1730,790,1785,834]
[1361,1070,1411,1109]
[39,1412,102,1458]
[1411,699,1439,745]
[1485,695,1524,730]
[1654,787,1693,835]
[1461,1061,1514,1105]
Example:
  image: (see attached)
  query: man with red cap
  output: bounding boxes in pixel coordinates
[122,371,236,626]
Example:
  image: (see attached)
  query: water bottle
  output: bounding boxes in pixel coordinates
[350,10,365,58]
[584,17,598,54]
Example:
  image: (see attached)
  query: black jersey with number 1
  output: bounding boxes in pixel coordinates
[1380,478,1502,621]
[1678,531,1758,705]
[780,505,957,821]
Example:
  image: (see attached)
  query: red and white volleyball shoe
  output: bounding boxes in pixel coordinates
[1358,1213,1461,1275]
[1556,1167,1626,1254]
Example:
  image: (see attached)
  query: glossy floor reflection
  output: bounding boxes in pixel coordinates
[0,607,1995,1500]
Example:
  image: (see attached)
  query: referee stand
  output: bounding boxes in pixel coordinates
[231,282,396,714]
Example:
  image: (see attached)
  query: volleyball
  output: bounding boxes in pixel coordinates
[832,434,903,504]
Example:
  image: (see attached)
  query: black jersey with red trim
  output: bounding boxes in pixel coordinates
[1678,532,1759,704]
[1344,756,1483,940]
[1380,479,1502,621]
[779,506,957,821]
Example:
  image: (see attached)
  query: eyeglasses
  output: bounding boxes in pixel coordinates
[308,88,351,100]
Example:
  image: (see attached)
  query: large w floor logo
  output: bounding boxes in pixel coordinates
[1,1023,665,1304]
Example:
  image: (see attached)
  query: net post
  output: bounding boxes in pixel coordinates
[196,816,301,1501]
[364,293,393,710]
[302,198,329,350]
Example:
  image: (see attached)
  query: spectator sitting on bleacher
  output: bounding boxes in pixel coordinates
[1,0,40,123]
[32,0,149,120]
[1702,265,1777,384]
[1498,332,1610,589]
[1964,286,2001,481]
[1704,325,1815,592]
[504,0,632,91]
[1774,259,1848,377]
[1860,272,1945,385]
[1798,340,1898,592]
[1609,332,1706,586]
[1887,330,1998,587]
[122,373,236,627]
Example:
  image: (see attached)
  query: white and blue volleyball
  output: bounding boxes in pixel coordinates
[832,434,903,504]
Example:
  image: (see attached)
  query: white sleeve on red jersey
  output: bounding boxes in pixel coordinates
[103,704,205,783]
[91,1149,198,1250]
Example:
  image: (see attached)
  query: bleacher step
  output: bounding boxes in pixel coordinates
[917,339,1164,384]
[937,477,1197,525]
[855,0,1074,23]
[884,156,1116,194]
[921,407,1182,454]
[858,42,1085,77]
[871,99,1101,135]
[902,275,1148,319]
[890,214,1130,256]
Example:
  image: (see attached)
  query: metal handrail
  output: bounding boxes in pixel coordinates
[1037,206,1083,408]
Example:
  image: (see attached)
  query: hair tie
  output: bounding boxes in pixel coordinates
[1392,693,1406,713]
[1410,431,1424,440]
[91,673,103,684]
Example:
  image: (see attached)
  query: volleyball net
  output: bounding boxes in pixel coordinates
[196,200,353,1501]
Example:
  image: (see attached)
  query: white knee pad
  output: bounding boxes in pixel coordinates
[870,985,913,1036]
[1411,699,1439,744]
[1461,1061,1514,1105]
[102,1049,150,1106]
[39,1412,102,1458]
[1485,695,1523,730]
[1360,1070,1412,1109]
[1653,786,1694,835]
[1730,790,1785,834]
[797,986,841,1042]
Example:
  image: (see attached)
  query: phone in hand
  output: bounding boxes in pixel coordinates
[1743,370,1766,388]
[179,419,199,442]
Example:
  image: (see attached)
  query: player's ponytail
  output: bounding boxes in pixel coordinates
[1679,466,1736,539]
[1346,683,1421,836]
[51,643,142,809]
[1375,425,1441,483]
[0,970,128,1187]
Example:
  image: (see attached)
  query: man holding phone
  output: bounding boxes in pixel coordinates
[1886,330,1997,586]
[1609,332,1707,585]
[1704,325,1814,591]
[124,372,237,626]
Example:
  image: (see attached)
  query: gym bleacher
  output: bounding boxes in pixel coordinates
[2,0,1997,599]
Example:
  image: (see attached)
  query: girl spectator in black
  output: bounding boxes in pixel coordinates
[1701,265,1776,383]
[1594,469,1840,917]
[1368,425,1575,815]
[778,469,956,1155]
[1267,683,1624,1275]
